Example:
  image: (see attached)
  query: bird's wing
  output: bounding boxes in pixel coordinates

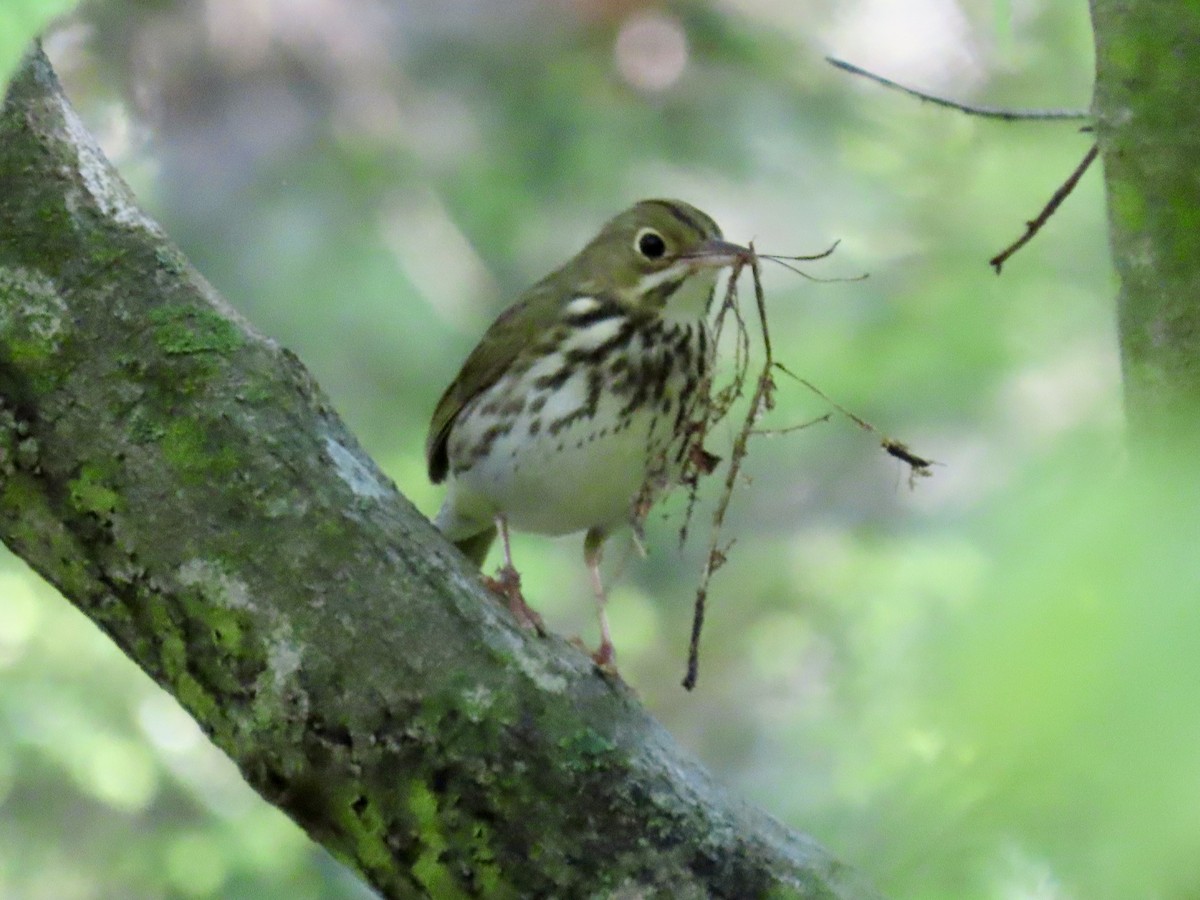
[425,287,561,484]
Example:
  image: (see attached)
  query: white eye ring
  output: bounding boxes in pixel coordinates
[634,228,668,260]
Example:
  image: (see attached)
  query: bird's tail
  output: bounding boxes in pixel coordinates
[454,525,496,568]
[434,488,496,568]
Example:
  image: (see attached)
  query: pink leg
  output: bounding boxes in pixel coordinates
[484,515,544,634]
[584,528,615,670]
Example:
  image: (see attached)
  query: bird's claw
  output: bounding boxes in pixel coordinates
[570,635,619,677]
[483,565,545,635]
[591,639,618,677]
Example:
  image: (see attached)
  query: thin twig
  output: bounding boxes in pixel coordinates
[757,241,869,283]
[775,363,936,483]
[749,245,772,361]
[750,412,832,437]
[761,256,869,283]
[677,258,749,547]
[759,240,841,262]
[827,57,1091,122]
[775,364,871,429]
[684,249,778,691]
[675,241,916,688]
[989,142,1099,274]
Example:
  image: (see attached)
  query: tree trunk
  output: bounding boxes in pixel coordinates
[0,45,872,900]
[1090,1,1200,441]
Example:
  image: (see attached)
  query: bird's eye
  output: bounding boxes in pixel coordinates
[635,229,667,260]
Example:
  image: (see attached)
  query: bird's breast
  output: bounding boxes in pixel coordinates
[445,312,710,535]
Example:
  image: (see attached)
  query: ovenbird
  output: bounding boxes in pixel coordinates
[426,199,748,667]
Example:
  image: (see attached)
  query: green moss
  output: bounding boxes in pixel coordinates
[444,804,508,898]
[314,516,347,541]
[161,417,239,481]
[159,628,188,682]
[236,379,274,405]
[558,727,618,772]
[149,305,243,356]
[1102,32,1141,78]
[342,792,398,880]
[409,782,472,900]
[208,605,245,654]
[68,461,122,516]
[176,671,217,722]
[1172,197,1200,265]
[127,408,166,443]
[154,245,188,275]
[85,240,128,271]
[6,336,55,367]
[173,591,269,699]
[0,475,93,596]
[0,471,39,512]
[15,437,37,469]
[1108,178,1146,235]
[35,195,71,231]
[0,272,68,392]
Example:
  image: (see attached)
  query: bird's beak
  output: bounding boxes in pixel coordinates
[682,238,754,269]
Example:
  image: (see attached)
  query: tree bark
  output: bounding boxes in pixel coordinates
[1090,1,1200,442]
[0,45,873,900]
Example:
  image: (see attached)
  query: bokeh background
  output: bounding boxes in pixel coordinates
[10,1,1196,898]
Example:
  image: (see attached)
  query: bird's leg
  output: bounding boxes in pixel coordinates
[584,527,616,671]
[483,515,544,634]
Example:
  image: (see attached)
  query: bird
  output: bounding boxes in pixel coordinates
[426,199,749,668]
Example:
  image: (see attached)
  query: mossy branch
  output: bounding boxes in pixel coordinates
[0,45,874,899]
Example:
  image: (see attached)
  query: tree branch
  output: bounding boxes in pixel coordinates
[826,57,1091,122]
[0,45,875,899]
[988,142,1099,273]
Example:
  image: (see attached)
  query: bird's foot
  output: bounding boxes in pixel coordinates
[570,635,619,677]
[591,638,618,676]
[483,565,545,635]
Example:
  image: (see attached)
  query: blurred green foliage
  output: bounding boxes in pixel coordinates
[8,1,1191,899]
[0,0,76,82]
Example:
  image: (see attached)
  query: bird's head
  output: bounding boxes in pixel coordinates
[564,199,750,319]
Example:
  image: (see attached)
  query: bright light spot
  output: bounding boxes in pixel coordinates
[827,0,982,89]
[236,805,309,874]
[614,11,689,93]
[138,690,204,755]
[998,340,1123,443]
[993,844,1071,900]
[76,733,159,812]
[380,190,499,331]
[174,748,259,820]
[905,726,946,763]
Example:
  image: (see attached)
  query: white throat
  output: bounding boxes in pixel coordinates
[662,268,719,325]
[631,263,721,325]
